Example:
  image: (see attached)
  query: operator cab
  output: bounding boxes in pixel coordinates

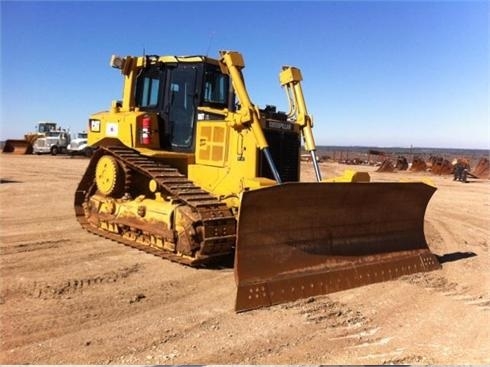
[134,58,231,152]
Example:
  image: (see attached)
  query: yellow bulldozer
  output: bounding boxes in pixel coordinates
[75,51,440,312]
[2,122,58,154]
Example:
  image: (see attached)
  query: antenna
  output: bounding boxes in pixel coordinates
[205,31,216,56]
[143,47,146,56]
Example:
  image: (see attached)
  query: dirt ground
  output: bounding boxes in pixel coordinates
[1,154,489,365]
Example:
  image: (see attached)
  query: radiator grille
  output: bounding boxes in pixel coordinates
[258,127,300,182]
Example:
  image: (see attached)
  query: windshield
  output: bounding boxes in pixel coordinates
[38,123,57,133]
[202,66,230,107]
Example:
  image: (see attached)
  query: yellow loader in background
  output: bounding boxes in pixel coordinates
[3,122,58,154]
[75,51,440,312]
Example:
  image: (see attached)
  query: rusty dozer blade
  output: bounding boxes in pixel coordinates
[2,139,33,154]
[234,182,441,312]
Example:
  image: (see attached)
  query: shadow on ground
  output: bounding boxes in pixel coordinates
[436,251,477,264]
[0,178,22,184]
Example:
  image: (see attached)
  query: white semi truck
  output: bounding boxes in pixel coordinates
[32,129,71,155]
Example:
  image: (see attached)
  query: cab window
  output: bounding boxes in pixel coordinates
[138,76,160,107]
[202,68,229,107]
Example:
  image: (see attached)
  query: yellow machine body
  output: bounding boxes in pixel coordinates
[86,53,280,206]
[75,51,440,312]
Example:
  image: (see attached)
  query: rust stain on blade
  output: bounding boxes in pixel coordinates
[234,182,440,312]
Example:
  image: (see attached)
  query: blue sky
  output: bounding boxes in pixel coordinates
[1,1,488,149]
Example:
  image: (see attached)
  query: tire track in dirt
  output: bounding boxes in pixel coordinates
[0,236,139,276]
[71,271,229,365]
[27,263,141,299]
[282,296,387,351]
[1,268,230,356]
[431,206,489,230]
[288,297,369,329]
[425,217,459,252]
[0,239,68,255]
[0,215,73,226]
[421,216,489,311]
[428,210,489,253]
[402,272,490,311]
[2,264,141,302]
[382,354,434,365]
[117,309,229,364]
[127,271,236,363]
[199,296,385,364]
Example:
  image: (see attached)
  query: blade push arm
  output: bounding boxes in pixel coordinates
[279,66,322,181]
[219,51,282,184]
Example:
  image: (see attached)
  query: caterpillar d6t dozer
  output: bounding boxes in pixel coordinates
[75,51,440,312]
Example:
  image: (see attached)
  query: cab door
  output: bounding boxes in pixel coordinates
[134,65,167,149]
[164,65,199,152]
